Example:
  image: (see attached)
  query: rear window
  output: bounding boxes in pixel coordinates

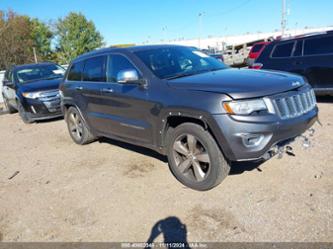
[271,42,294,58]
[82,56,107,82]
[68,61,84,81]
[304,36,333,55]
[251,44,264,53]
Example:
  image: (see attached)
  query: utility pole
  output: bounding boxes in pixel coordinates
[33,47,38,63]
[281,0,287,37]
[198,12,205,48]
[162,26,167,43]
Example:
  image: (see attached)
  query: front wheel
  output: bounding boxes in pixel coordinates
[66,106,96,145]
[17,101,33,123]
[167,123,230,191]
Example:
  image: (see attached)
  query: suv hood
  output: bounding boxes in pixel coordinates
[19,78,62,93]
[167,68,305,99]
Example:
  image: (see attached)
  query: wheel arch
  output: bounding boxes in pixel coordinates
[61,101,95,135]
[158,111,235,161]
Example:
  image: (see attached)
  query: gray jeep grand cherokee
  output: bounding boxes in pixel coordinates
[60,45,318,191]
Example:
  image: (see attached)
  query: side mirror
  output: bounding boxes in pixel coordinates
[3,80,14,87]
[116,69,140,84]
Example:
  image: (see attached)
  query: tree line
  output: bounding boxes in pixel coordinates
[0,10,104,69]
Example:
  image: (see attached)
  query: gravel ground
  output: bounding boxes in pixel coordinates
[0,99,332,242]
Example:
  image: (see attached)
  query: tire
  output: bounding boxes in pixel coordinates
[2,95,17,114]
[167,123,230,191]
[17,101,33,124]
[65,106,96,145]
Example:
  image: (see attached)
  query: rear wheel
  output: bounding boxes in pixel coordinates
[66,106,96,145]
[2,95,16,114]
[167,123,230,191]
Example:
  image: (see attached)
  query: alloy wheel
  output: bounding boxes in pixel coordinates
[68,111,84,141]
[172,134,211,182]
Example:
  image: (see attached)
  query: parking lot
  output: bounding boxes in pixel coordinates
[0,99,332,242]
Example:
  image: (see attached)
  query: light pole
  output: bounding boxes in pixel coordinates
[162,26,168,43]
[281,0,287,37]
[198,12,205,48]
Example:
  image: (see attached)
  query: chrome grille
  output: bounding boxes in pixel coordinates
[38,90,60,102]
[38,90,61,112]
[273,89,316,120]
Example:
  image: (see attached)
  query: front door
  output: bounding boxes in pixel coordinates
[98,54,153,144]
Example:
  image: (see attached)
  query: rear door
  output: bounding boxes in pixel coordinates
[301,35,333,90]
[79,55,109,132]
[288,39,307,77]
[263,41,295,71]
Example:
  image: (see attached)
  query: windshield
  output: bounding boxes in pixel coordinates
[15,64,65,84]
[134,46,227,79]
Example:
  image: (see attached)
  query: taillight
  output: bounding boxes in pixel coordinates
[250,63,263,69]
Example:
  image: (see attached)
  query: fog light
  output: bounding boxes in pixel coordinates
[238,133,264,147]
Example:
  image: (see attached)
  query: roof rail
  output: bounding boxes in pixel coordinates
[278,30,332,41]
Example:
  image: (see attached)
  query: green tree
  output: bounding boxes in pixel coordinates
[0,10,34,69]
[0,10,55,69]
[31,18,53,61]
[56,12,104,64]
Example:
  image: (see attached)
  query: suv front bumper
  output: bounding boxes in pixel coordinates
[211,107,318,161]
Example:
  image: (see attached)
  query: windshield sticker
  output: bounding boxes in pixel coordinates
[53,69,64,74]
[18,69,33,73]
[193,51,209,58]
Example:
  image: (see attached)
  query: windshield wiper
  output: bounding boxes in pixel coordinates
[165,68,224,80]
[166,72,199,80]
[44,75,63,80]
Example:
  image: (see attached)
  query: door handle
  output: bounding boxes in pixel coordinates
[101,88,114,93]
[293,61,303,65]
[75,86,83,91]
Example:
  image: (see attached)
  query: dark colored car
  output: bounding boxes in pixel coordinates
[60,45,318,191]
[2,62,65,123]
[246,41,270,66]
[251,31,333,95]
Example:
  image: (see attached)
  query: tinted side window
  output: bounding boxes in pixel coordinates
[271,42,294,58]
[304,36,333,55]
[83,56,107,82]
[68,61,84,81]
[251,44,264,53]
[4,70,13,81]
[107,55,138,82]
[293,40,303,56]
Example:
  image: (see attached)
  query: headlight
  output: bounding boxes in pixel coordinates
[223,99,267,115]
[22,92,42,99]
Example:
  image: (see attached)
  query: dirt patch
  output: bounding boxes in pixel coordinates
[187,205,246,240]
[74,157,108,169]
[123,160,155,178]
[63,207,97,227]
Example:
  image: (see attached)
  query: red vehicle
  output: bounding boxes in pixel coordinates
[247,41,270,67]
